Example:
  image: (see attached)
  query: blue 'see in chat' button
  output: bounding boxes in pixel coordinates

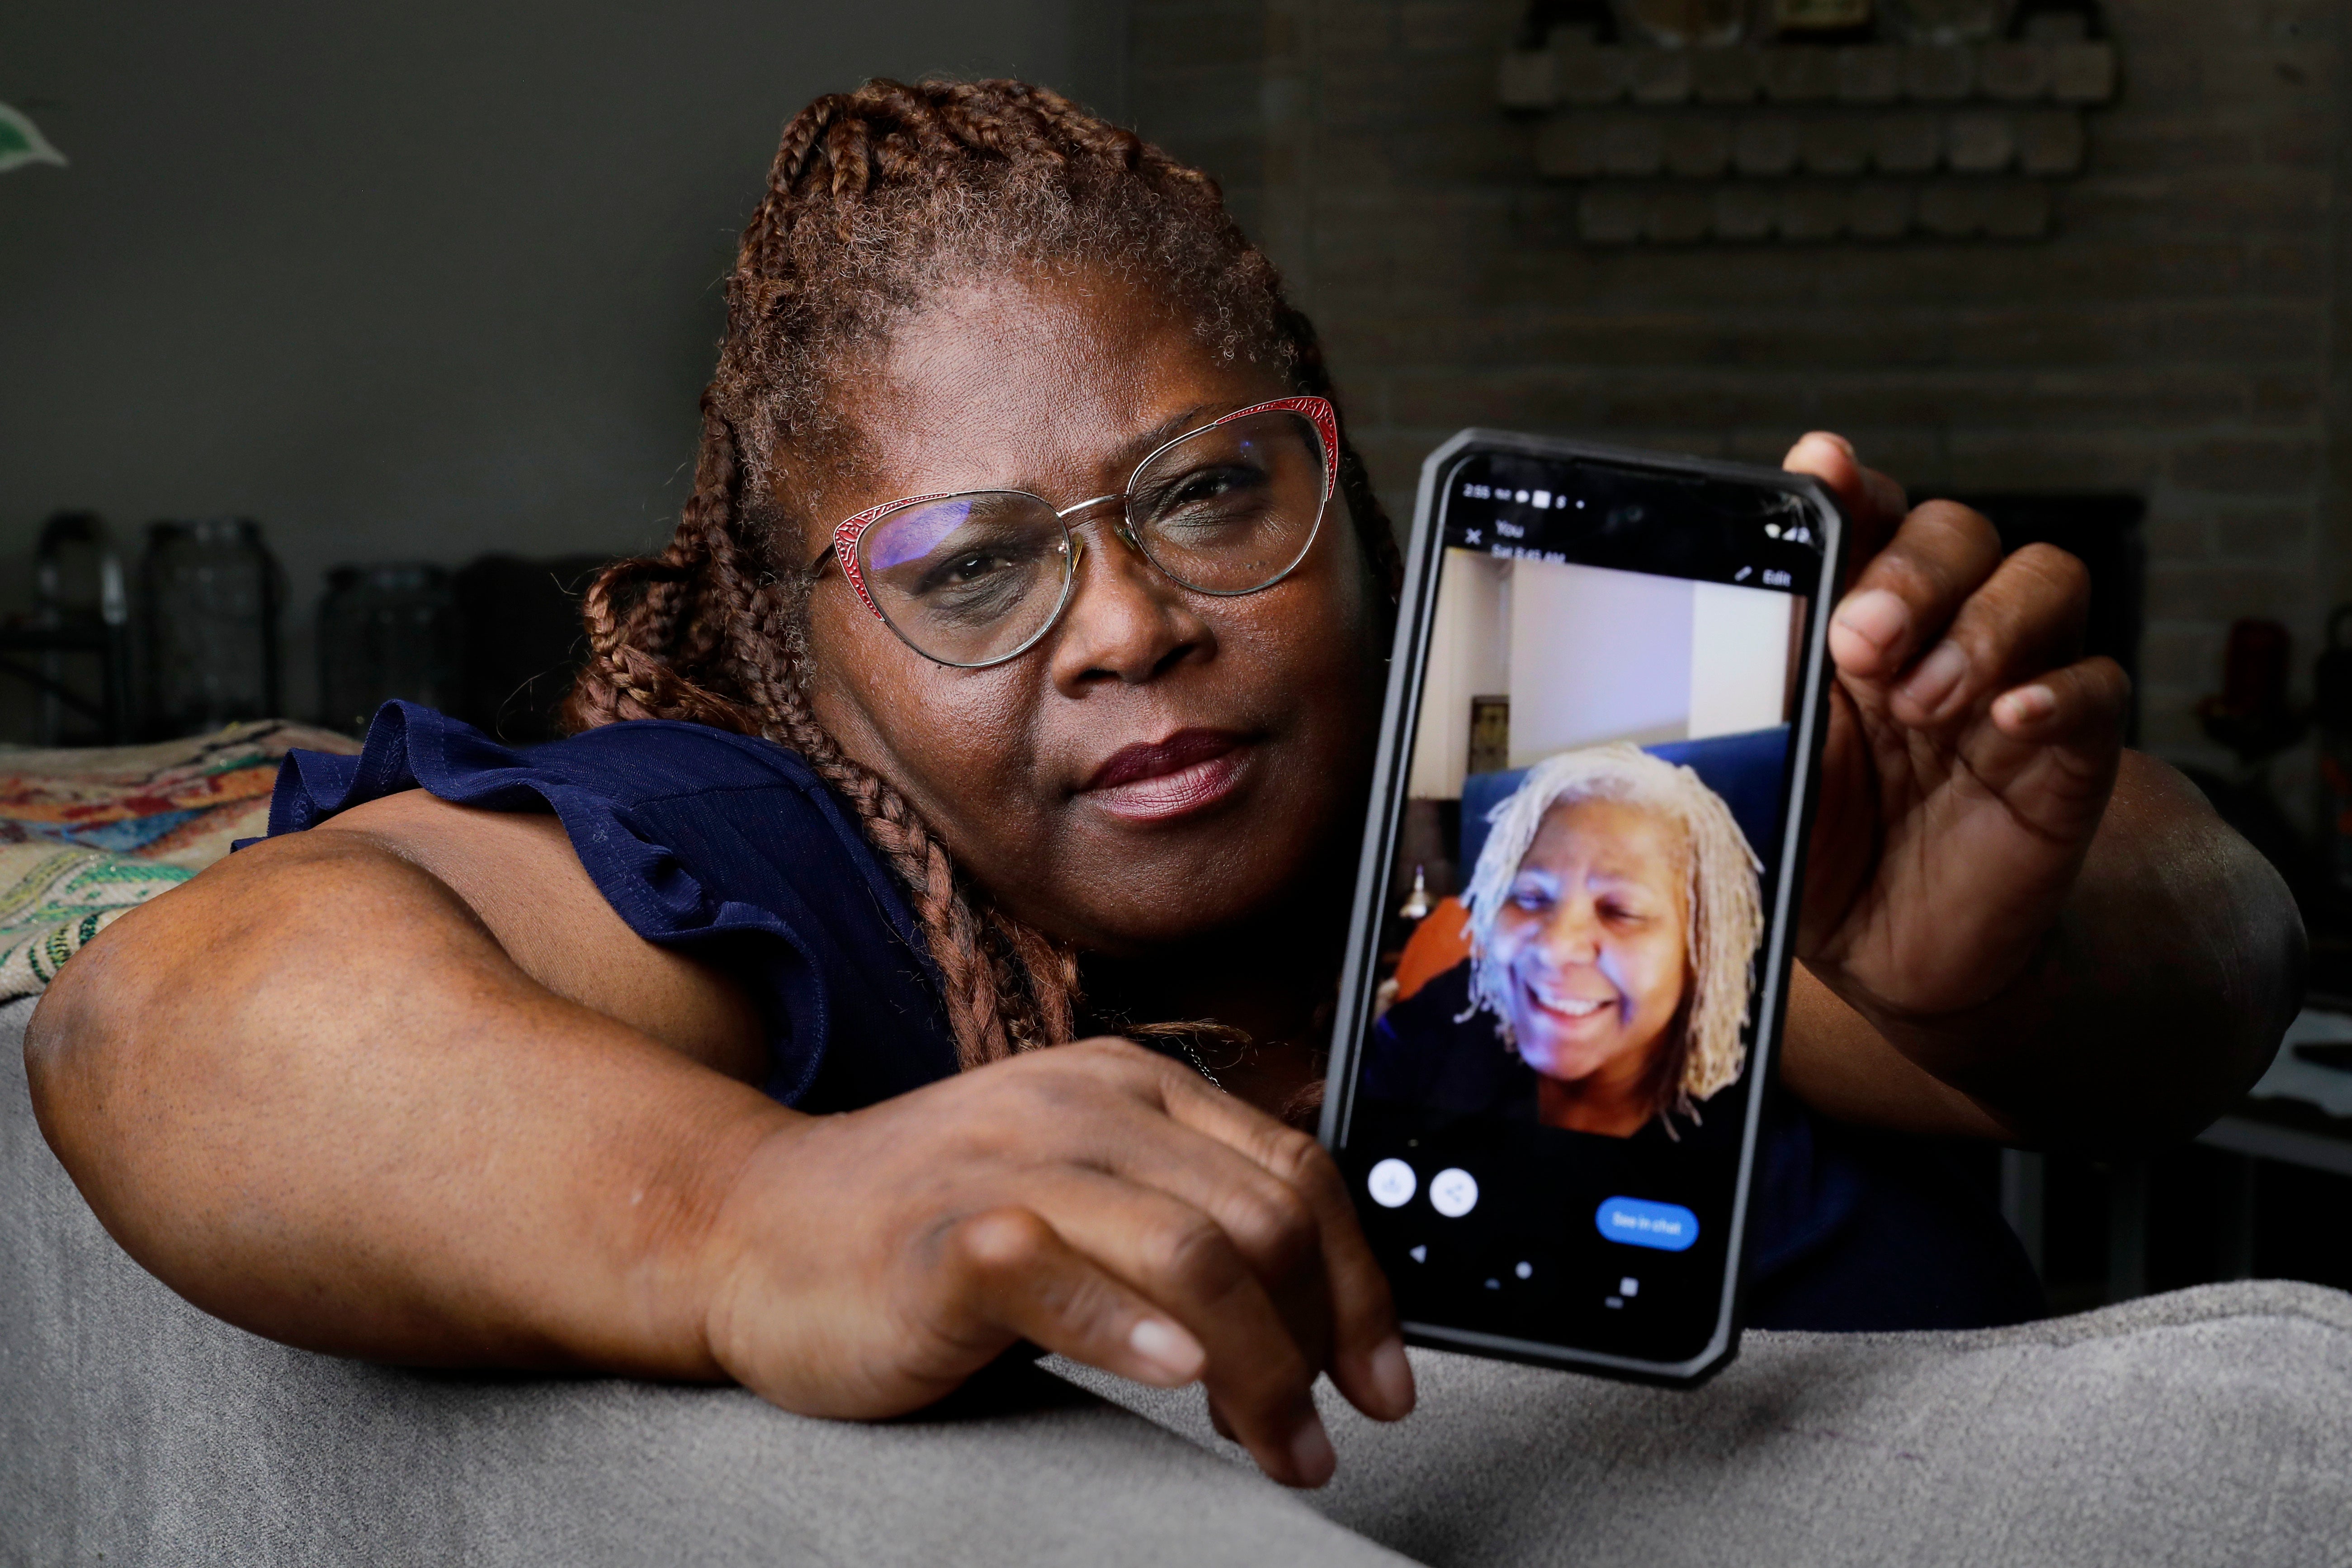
[1595,1197,1700,1252]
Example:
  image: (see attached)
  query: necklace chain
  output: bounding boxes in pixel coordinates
[1175,1040,1221,1088]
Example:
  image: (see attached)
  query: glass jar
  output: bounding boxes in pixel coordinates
[140,519,283,737]
[316,563,463,735]
[32,511,129,744]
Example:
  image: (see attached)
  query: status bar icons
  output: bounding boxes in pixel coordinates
[1457,480,1587,512]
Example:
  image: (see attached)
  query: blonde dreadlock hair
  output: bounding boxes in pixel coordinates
[1459,743,1763,1124]
[562,78,1400,1072]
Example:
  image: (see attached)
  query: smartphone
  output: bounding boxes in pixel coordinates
[1320,430,1845,1386]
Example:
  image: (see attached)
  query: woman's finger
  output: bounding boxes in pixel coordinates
[1887,542,2093,731]
[935,1205,1207,1389]
[1826,500,2006,686]
[1095,1109,1334,1341]
[1094,1081,1327,1287]
[1991,655,2133,750]
[1013,1166,1337,1487]
[1144,1067,1415,1424]
[1982,656,2130,843]
[1034,1042,1411,1426]
[1782,431,1909,577]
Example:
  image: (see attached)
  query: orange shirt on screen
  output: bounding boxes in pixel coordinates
[1393,895,1471,1002]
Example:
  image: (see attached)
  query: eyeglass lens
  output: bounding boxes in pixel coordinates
[855,408,1330,667]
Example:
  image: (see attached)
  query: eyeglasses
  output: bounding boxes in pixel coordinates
[825,396,1338,668]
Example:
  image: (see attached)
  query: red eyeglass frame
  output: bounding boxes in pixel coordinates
[825,395,1341,657]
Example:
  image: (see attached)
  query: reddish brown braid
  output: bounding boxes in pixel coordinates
[563,78,1399,1072]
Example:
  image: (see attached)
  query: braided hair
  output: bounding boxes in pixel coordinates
[563,78,1400,1072]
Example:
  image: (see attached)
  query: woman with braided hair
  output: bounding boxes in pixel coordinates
[556,74,1404,1076]
[32,77,2300,1489]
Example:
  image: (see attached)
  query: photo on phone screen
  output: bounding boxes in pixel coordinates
[1321,431,1844,1384]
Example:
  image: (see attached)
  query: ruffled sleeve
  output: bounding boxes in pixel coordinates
[262,701,959,1110]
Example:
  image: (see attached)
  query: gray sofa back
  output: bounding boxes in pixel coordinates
[9,995,2351,1567]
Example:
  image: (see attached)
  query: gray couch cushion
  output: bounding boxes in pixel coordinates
[12,991,2352,1566]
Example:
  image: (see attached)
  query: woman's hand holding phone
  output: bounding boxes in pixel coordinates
[1789,430,2128,1015]
[1780,431,2285,1144]
[696,1039,1415,1489]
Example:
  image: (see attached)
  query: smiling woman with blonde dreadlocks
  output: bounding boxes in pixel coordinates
[27,79,2301,1488]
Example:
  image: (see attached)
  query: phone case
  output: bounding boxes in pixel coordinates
[1320,429,1847,1386]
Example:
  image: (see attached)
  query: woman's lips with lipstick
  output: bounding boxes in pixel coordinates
[1080,730,1250,822]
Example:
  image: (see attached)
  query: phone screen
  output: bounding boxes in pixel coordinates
[1322,433,1842,1382]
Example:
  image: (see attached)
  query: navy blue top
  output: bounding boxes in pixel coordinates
[268,702,2043,1332]
[265,701,958,1111]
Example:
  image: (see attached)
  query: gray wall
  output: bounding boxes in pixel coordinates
[0,1,1129,721]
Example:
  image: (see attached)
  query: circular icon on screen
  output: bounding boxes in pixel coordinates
[1366,1158,1417,1209]
[1429,1167,1479,1218]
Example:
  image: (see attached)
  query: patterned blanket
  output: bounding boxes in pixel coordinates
[0,720,362,1001]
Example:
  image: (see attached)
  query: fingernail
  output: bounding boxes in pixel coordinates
[1128,1318,1204,1384]
[1808,430,1856,458]
[1289,1412,1337,1487]
[1833,588,1910,658]
[1370,1336,1416,1417]
[1995,684,2057,728]
[1900,640,1970,716]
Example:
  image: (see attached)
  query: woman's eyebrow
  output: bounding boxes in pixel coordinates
[1579,864,1664,893]
[1116,402,1220,464]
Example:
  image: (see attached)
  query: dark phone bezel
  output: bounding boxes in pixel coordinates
[1318,429,1847,1388]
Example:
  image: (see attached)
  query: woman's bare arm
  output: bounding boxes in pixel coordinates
[24,794,1412,1486]
[26,804,781,1371]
